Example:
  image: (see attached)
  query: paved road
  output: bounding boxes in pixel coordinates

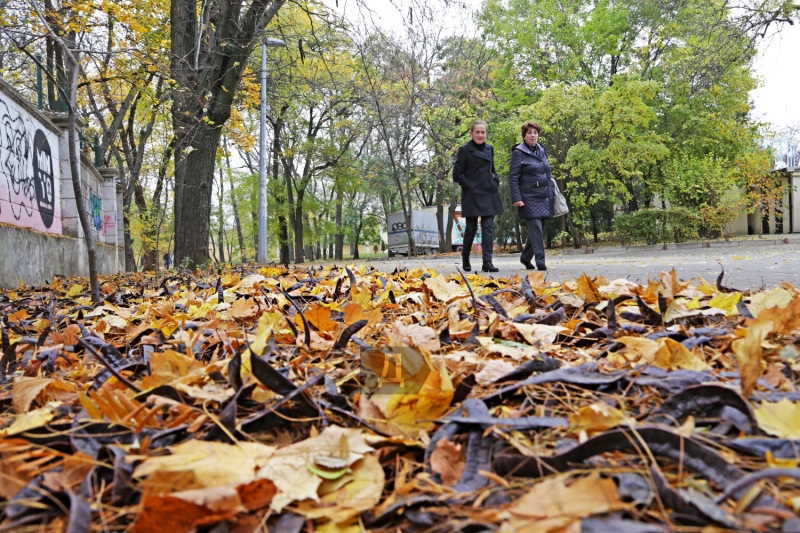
[336,244,800,290]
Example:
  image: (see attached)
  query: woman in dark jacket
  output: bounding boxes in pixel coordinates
[452,120,504,272]
[509,121,555,271]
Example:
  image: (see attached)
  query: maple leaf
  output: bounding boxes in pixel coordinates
[754,398,800,439]
[227,296,256,320]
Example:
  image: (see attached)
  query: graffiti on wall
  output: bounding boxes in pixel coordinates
[88,186,102,232]
[0,94,61,233]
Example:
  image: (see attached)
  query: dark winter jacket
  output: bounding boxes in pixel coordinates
[509,142,555,220]
[452,140,504,218]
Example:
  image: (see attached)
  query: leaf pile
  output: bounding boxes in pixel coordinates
[2,265,800,532]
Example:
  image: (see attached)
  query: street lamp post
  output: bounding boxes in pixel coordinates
[257,37,286,264]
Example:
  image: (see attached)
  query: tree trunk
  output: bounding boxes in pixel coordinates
[217,166,226,264]
[334,189,344,260]
[169,0,286,267]
[223,139,246,262]
[445,194,458,251]
[65,47,99,303]
[173,122,221,268]
[352,221,363,259]
[436,183,445,253]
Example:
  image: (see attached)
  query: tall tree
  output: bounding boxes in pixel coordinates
[170,0,286,267]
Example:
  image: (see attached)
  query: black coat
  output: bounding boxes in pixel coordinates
[509,142,555,220]
[452,140,504,218]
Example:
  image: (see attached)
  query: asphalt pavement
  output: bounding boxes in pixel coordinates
[343,243,800,291]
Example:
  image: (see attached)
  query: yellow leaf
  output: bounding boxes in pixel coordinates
[66,283,83,297]
[687,296,701,310]
[569,402,634,435]
[732,320,773,396]
[708,292,742,316]
[748,287,794,318]
[696,277,717,296]
[133,440,277,493]
[260,426,374,512]
[1,402,62,436]
[653,338,710,371]
[754,399,800,439]
[424,275,470,302]
[143,349,203,388]
[370,364,454,437]
[575,274,602,302]
[612,337,708,371]
[295,455,385,523]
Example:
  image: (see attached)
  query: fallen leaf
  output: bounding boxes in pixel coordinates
[732,320,774,396]
[260,425,374,512]
[708,292,742,316]
[424,275,470,302]
[754,399,800,439]
[295,455,385,523]
[576,275,602,302]
[429,437,464,486]
[475,360,517,386]
[503,472,627,522]
[12,377,76,414]
[569,402,634,435]
[385,321,441,353]
[513,323,567,346]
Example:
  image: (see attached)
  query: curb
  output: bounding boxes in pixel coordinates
[551,237,800,256]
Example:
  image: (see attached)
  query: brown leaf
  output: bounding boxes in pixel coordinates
[429,437,464,486]
[732,320,774,396]
[575,275,602,302]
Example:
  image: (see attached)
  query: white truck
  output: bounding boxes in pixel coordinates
[386,210,440,256]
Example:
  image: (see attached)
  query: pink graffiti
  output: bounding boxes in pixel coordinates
[102,214,116,235]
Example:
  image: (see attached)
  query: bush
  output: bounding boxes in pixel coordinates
[614,208,700,244]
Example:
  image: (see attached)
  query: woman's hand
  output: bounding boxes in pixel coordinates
[513,201,524,207]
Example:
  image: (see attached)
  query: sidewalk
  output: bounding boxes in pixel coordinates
[542,236,800,257]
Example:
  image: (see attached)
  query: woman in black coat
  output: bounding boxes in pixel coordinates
[509,121,555,271]
[452,120,504,272]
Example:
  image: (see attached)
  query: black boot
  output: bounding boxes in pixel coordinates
[482,262,499,273]
[521,260,535,270]
[462,257,471,272]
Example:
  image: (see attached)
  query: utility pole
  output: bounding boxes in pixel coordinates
[257,37,286,264]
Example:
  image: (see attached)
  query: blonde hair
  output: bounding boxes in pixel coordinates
[470,120,488,133]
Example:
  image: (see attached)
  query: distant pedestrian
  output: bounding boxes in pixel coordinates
[452,120,503,272]
[509,121,554,271]
[163,253,171,270]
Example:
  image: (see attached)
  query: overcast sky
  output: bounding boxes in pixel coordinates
[326,0,799,130]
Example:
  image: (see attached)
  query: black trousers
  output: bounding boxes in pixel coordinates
[520,218,546,269]
[463,216,495,264]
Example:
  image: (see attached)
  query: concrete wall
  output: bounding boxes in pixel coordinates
[0,223,122,287]
[0,78,124,288]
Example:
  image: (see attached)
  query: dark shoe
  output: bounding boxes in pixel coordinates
[482,262,499,273]
[521,260,535,270]
[462,263,471,272]
[537,265,547,271]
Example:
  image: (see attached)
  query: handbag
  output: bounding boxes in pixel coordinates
[552,178,569,217]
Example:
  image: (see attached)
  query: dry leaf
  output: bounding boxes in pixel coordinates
[754,399,800,439]
[12,377,76,414]
[503,472,626,523]
[475,360,517,386]
[569,402,634,435]
[424,275,470,302]
[732,320,774,396]
[429,437,465,486]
